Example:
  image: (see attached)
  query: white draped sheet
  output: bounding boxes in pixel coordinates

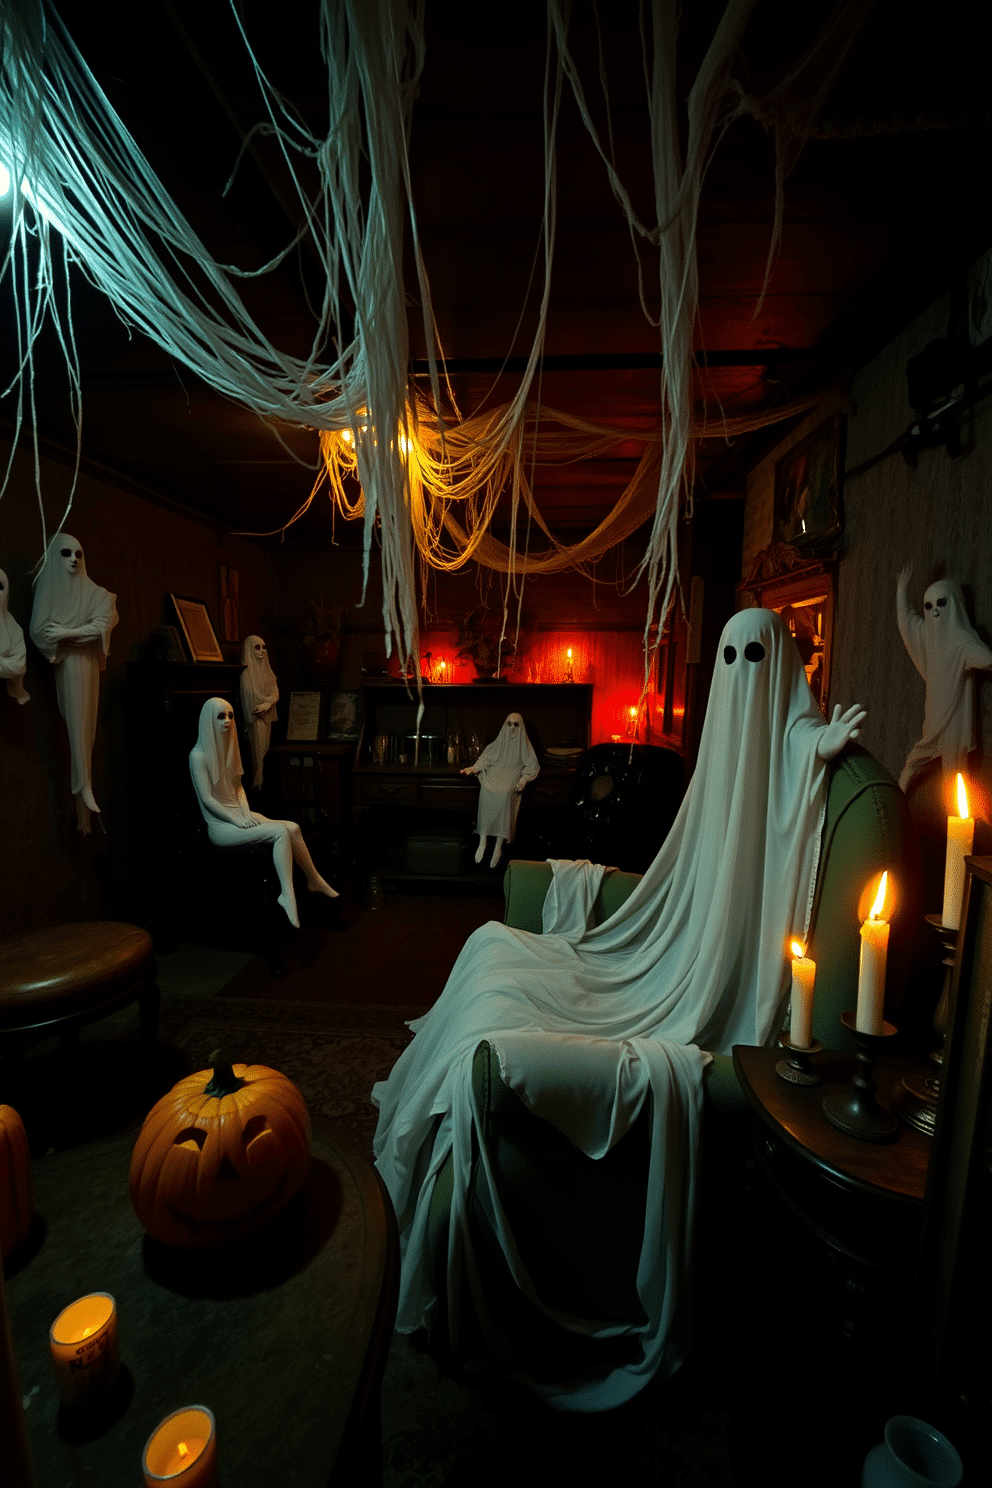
[897,577,992,795]
[0,567,29,702]
[467,711,540,843]
[372,607,830,1409]
[29,533,118,800]
[240,635,280,790]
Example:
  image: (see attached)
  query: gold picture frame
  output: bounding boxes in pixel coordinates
[739,553,837,716]
[169,594,225,663]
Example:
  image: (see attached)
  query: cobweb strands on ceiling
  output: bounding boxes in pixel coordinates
[0,0,868,676]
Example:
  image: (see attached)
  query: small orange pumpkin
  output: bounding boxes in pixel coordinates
[129,1061,312,1249]
[0,1104,34,1259]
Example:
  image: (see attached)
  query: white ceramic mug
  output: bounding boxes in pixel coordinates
[862,1416,963,1488]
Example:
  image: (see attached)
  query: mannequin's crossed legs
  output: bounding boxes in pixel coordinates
[208,817,338,927]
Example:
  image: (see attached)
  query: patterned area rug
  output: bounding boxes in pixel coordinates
[154,994,427,1157]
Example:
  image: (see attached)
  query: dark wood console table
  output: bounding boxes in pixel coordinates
[733,1044,930,1274]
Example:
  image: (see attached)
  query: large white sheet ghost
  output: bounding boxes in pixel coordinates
[29,534,118,832]
[189,697,338,927]
[896,568,992,795]
[240,635,280,789]
[372,608,864,1410]
[461,711,539,866]
[0,569,30,704]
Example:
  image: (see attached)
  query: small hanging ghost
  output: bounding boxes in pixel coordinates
[460,711,539,867]
[29,533,118,834]
[240,634,280,789]
[0,568,30,704]
[896,565,992,795]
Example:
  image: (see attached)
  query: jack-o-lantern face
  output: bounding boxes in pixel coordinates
[129,1063,312,1249]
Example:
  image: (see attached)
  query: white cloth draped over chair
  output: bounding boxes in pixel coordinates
[373,608,837,1409]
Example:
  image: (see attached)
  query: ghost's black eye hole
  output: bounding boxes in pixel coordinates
[744,642,766,663]
[723,645,737,664]
[924,601,932,610]
[937,597,947,608]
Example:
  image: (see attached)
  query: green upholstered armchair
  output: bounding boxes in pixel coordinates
[425,745,921,1376]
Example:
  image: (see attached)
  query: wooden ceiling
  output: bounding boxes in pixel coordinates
[5,0,989,549]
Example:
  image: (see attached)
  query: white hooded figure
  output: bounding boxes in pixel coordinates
[0,569,29,704]
[460,711,540,867]
[372,608,864,1410]
[240,634,279,789]
[896,566,992,795]
[29,533,118,833]
[189,697,338,928]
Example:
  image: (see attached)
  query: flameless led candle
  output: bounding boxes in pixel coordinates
[143,1406,218,1487]
[49,1292,119,1408]
[942,772,974,931]
[856,872,890,1035]
[789,941,816,1048]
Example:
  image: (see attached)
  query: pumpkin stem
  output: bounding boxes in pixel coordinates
[204,1061,245,1098]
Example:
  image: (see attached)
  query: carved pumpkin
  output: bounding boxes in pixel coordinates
[129,1061,312,1249]
[0,1104,33,1259]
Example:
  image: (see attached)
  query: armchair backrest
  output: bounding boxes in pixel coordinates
[503,745,920,1049]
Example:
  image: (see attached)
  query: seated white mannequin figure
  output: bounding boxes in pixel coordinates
[29,533,118,833]
[189,696,338,928]
[460,711,539,867]
[0,568,30,703]
[373,608,865,1410]
[240,634,280,790]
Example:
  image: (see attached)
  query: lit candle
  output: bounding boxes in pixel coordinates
[49,1292,119,1408]
[942,772,974,931]
[856,872,890,1035]
[143,1406,218,1487]
[789,941,816,1048]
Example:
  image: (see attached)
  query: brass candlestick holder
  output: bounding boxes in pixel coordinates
[775,1032,824,1086]
[891,913,955,1136]
[822,1011,898,1142]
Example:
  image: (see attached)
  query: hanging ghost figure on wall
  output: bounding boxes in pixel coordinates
[240,635,280,789]
[896,565,992,795]
[460,711,539,867]
[29,534,118,833]
[0,569,30,704]
[189,697,338,928]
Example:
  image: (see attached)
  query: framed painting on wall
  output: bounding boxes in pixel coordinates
[740,556,837,717]
[773,414,845,554]
[169,594,225,663]
[326,690,361,743]
[286,690,323,742]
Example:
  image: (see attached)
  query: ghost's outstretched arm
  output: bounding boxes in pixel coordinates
[896,566,926,678]
[961,634,992,671]
[816,703,867,761]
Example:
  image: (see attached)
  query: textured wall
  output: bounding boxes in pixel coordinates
[743,292,992,962]
[0,440,271,934]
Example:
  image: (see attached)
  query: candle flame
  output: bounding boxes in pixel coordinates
[956,772,969,819]
[178,1443,189,1460]
[869,871,888,921]
[791,940,805,959]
